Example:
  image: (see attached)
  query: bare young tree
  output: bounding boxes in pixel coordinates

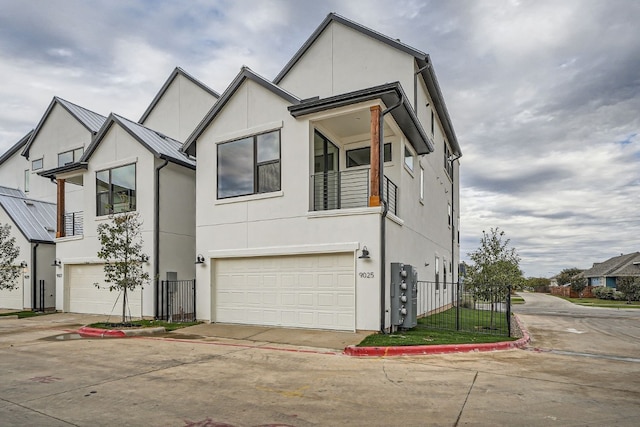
[0,223,21,291]
[96,210,150,324]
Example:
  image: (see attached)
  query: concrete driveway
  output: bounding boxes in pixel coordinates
[1,301,639,426]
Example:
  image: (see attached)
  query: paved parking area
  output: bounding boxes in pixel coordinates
[1,308,639,426]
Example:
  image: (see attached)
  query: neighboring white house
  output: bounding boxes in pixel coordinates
[183,14,461,332]
[0,186,56,310]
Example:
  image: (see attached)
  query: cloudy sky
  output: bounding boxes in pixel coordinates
[1,0,638,277]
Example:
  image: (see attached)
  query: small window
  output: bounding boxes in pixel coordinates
[346,143,392,168]
[404,146,414,171]
[32,158,43,170]
[419,165,424,201]
[217,130,281,199]
[435,256,440,291]
[58,147,84,167]
[430,110,434,135]
[448,203,452,226]
[24,170,29,193]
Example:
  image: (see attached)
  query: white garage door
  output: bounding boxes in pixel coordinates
[0,284,23,310]
[214,253,355,331]
[67,264,142,317]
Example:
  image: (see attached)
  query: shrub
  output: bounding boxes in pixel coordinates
[593,287,624,300]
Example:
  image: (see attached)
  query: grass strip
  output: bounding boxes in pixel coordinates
[88,319,201,332]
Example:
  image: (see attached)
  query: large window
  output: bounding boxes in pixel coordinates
[217,130,280,199]
[58,147,84,167]
[346,143,391,168]
[96,163,136,216]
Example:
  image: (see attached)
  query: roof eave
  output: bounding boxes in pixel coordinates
[37,162,88,179]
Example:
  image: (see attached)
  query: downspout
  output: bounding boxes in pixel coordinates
[413,62,431,114]
[31,243,39,311]
[379,97,403,333]
[154,159,169,318]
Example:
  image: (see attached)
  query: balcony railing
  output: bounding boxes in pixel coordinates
[311,169,398,216]
[63,211,83,237]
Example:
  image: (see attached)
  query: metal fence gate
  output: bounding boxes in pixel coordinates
[155,279,196,322]
[33,280,45,312]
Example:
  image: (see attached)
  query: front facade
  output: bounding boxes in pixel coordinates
[583,252,640,288]
[184,14,461,331]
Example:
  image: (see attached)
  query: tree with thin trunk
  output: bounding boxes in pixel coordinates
[95,210,150,324]
[0,224,21,290]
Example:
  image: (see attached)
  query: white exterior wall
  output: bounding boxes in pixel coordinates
[55,125,156,317]
[142,75,218,142]
[279,22,415,100]
[158,161,196,282]
[0,150,29,194]
[24,104,89,207]
[195,79,382,330]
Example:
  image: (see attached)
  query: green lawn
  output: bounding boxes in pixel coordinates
[0,311,54,319]
[557,296,640,309]
[419,306,510,335]
[511,296,525,304]
[89,319,201,332]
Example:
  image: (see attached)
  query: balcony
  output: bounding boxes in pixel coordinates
[63,211,83,237]
[311,169,398,216]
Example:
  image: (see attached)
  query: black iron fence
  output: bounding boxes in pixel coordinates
[416,280,511,337]
[155,279,196,323]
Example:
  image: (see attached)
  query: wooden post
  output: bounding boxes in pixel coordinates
[369,105,381,207]
[56,178,65,238]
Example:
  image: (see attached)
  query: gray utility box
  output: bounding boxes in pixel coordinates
[390,263,418,329]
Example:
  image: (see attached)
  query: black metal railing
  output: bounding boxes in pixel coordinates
[155,279,196,323]
[64,211,83,236]
[311,169,398,215]
[416,280,511,337]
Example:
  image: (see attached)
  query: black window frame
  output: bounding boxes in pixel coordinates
[216,129,281,200]
[95,163,137,216]
[58,147,84,167]
[32,158,43,171]
[345,143,392,168]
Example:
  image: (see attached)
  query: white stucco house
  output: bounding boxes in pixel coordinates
[0,186,56,311]
[182,14,461,332]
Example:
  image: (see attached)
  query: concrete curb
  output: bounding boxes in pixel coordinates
[343,315,531,357]
[0,315,19,320]
[78,326,166,338]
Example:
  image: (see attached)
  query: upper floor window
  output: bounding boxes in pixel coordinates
[96,163,136,216]
[32,158,43,171]
[346,143,392,168]
[58,147,84,167]
[217,130,280,199]
[24,170,29,193]
[444,142,453,178]
[419,165,425,201]
[448,203,452,227]
[404,146,415,171]
[430,110,435,135]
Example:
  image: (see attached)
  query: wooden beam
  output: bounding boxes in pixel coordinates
[369,105,381,207]
[56,179,65,238]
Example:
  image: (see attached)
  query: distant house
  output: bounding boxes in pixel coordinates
[582,252,640,288]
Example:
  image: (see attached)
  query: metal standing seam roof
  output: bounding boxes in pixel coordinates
[21,97,107,158]
[0,130,33,166]
[82,113,195,169]
[0,187,56,243]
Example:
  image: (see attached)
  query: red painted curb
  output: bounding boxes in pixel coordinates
[77,326,126,338]
[344,316,531,357]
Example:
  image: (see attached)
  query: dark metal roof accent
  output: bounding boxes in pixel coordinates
[273,12,460,157]
[289,82,434,155]
[0,130,33,166]
[37,162,88,179]
[21,97,106,158]
[82,114,195,169]
[0,186,56,243]
[138,67,220,124]
[182,66,301,157]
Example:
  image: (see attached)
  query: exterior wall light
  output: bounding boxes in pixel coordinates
[358,246,370,259]
[52,259,62,267]
[20,260,28,268]
[195,254,205,265]
[140,254,150,263]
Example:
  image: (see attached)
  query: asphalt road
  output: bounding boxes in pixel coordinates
[0,297,639,426]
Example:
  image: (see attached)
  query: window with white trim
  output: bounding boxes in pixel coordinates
[58,147,84,167]
[404,146,414,171]
[419,165,424,201]
[32,158,43,171]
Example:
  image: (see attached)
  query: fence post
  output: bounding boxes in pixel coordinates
[456,278,460,331]
[193,279,197,321]
[507,285,512,337]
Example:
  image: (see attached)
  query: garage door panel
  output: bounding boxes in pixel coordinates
[214,253,355,331]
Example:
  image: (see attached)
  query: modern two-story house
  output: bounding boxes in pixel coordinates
[183,14,461,332]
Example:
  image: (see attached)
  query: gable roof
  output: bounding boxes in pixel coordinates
[274,12,461,157]
[182,66,301,156]
[0,130,33,166]
[0,186,56,243]
[21,97,107,158]
[289,82,434,155]
[138,67,220,124]
[582,252,640,278]
[82,113,195,169]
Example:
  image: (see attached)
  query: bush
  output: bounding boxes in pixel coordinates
[593,287,624,300]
